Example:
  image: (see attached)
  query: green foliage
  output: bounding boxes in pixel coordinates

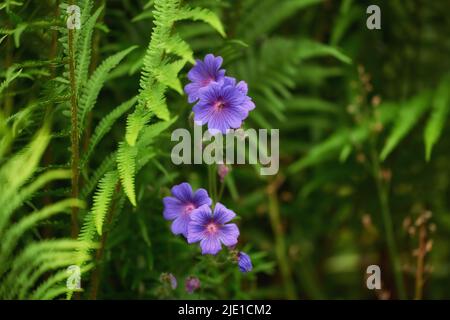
[424,74,450,161]
[0,125,91,299]
[93,171,119,235]
[380,92,431,161]
[2,0,450,300]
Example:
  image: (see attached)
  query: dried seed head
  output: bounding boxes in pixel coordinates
[429,223,436,233]
[403,216,412,230]
[362,214,372,229]
[371,95,382,107]
[425,240,433,252]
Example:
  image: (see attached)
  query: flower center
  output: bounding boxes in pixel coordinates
[184,204,196,215]
[213,99,225,110]
[206,222,218,234]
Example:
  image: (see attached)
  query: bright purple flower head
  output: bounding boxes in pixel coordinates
[237,252,253,273]
[192,82,249,134]
[163,182,212,238]
[223,76,255,112]
[187,203,240,255]
[185,276,201,294]
[184,54,226,103]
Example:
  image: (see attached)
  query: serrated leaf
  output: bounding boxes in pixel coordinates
[93,171,119,235]
[78,46,137,133]
[154,59,186,94]
[176,6,225,37]
[117,142,137,206]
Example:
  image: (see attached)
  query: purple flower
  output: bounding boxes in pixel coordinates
[237,252,253,273]
[163,182,212,238]
[223,76,255,112]
[160,273,177,289]
[185,276,201,294]
[192,82,249,134]
[184,54,226,103]
[187,203,240,255]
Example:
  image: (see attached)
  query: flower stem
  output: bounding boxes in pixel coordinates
[370,145,406,299]
[267,177,297,299]
[68,12,79,238]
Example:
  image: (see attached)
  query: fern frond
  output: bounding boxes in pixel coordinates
[78,46,137,134]
[92,171,119,235]
[125,108,152,146]
[164,33,194,63]
[117,142,137,206]
[0,169,71,235]
[32,263,93,300]
[176,6,225,37]
[0,199,85,275]
[0,67,22,96]
[81,96,137,167]
[75,5,104,93]
[80,151,116,199]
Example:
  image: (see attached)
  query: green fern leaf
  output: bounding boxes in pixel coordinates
[75,5,103,93]
[78,46,137,134]
[93,171,119,235]
[164,33,194,63]
[176,6,226,37]
[82,96,137,167]
[142,83,170,121]
[117,142,137,206]
[125,108,152,146]
[154,59,186,94]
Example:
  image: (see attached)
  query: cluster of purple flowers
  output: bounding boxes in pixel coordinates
[163,182,252,273]
[184,54,255,134]
[160,273,201,294]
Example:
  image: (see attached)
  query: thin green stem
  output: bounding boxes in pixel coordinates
[68,16,79,239]
[267,179,297,299]
[369,144,406,299]
[218,180,225,202]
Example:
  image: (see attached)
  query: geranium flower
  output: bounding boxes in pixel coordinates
[192,82,249,134]
[187,203,239,255]
[223,76,255,112]
[163,182,212,238]
[184,54,225,103]
[185,276,200,294]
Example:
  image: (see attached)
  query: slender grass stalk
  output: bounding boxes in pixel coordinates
[267,177,297,300]
[208,165,215,204]
[218,180,225,202]
[369,144,406,299]
[68,5,79,238]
